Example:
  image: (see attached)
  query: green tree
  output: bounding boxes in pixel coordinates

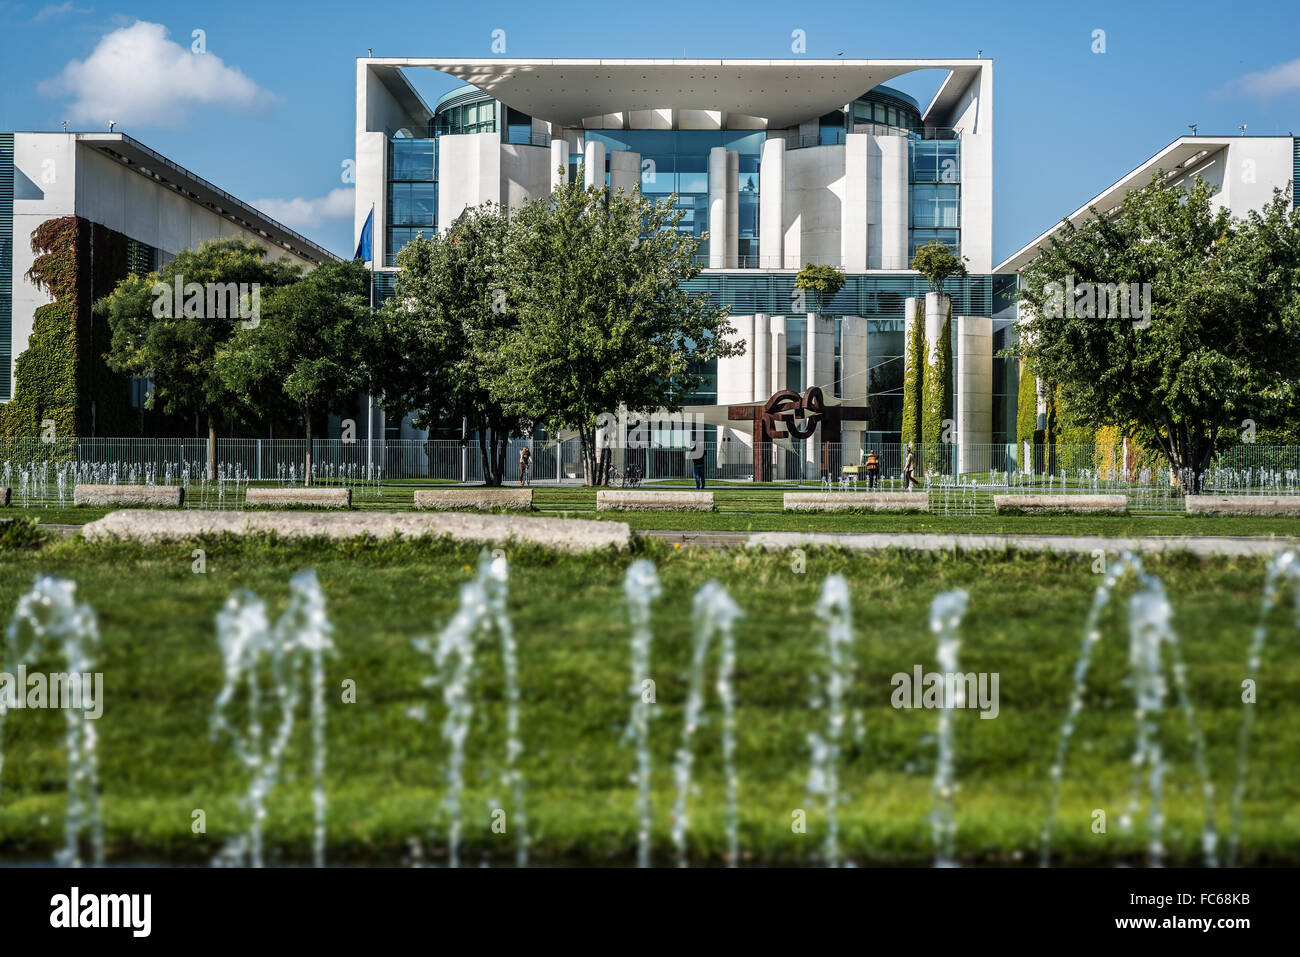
[494,179,741,485]
[216,260,374,484]
[101,238,301,477]
[373,205,524,486]
[910,241,968,293]
[793,263,846,313]
[1017,175,1300,491]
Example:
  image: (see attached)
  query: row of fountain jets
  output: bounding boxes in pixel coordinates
[0,548,1297,867]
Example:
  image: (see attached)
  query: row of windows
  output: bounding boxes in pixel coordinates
[434,100,497,136]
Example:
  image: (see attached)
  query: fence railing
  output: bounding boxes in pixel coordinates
[1,438,1297,511]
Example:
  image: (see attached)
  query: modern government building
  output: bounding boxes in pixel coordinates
[354,57,1000,461]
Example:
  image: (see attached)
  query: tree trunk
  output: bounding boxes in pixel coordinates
[304,402,314,486]
[207,413,217,482]
[477,430,493,486]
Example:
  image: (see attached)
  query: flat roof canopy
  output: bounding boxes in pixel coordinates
[995,136,1244,274]
[363,57,985,130]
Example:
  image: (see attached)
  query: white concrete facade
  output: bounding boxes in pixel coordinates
[353,57,999,459]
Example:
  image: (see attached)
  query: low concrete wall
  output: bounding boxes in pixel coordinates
[245,487,351,509]
[73,485,184,507]
[80,510,631,552]
[993,494,1127,514]
[414,488,533,510]
[1185,495,1300,517]
[784,492,929,512]
[596,490,714,511]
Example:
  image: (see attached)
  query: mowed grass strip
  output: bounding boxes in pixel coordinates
[0,533,1296,865]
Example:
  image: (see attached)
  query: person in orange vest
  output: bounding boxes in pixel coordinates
[863,448,880,489]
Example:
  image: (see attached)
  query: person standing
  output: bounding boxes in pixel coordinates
[692,452,707,490]
[902,444,918,489]
[518,446,532,486]
[864,448,880,489]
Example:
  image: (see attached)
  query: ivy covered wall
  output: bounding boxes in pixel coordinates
[0,215,158,437]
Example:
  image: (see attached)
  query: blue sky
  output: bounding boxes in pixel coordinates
[1,0,1297,263]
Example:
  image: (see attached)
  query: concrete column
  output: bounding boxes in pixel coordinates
[770,315,787,394]
[759,138,785,268]
[726,150,739,268]
[550,138,569,190]
[841,134,870,272]
[752,312,771,402]
[608,149,642,197]
[806,314,836,479]
[583,140,606,190]
[708,146,728,268]
[957,315,993,473]
[924,291,948,365]
[437,132,501,234]
[879,136,909,270]
[716,314,755,405]
[841,315,868,404]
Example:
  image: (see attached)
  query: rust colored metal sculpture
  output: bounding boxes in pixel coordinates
[729,386,868,482]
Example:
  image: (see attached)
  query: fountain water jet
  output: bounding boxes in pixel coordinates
[806,574,855,867]
[671,579,742,867]
[622,560,661,868]
[1226,548,1300,867]
[0,576,103,866]
[929,589,969,868]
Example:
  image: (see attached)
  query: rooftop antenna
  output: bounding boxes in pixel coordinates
[1239,123,1247,136]
[977,49,982,58]
[62,120,67,132]
[107,120,115,132]
[1188,123,1197,137]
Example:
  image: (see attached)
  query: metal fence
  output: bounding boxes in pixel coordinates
[2,437,1298,511]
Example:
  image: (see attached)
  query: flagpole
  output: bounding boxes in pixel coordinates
[365,203,375,478]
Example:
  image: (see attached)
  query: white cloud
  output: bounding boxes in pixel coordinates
[42,20,274,128]
[251,188,355,231]
[34,3,92,21]
[1224,58,1300,98]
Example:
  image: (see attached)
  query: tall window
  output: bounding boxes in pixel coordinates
[908,140,961,260]
[386,138,437,267]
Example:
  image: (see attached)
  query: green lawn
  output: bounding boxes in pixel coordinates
[0,532,1296,866]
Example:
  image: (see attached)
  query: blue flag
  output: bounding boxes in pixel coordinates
[354,207,373,263]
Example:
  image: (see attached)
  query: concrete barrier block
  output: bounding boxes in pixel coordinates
[244,487,351,508]
[784,492,930,512]
[414,488,533,510]
[1185,495,1300,517]
[596,490,714,511]
[80,510,631,552]
[73,485,184,507]
[993,494,1127,514]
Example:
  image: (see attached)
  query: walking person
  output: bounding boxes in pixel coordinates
[518,446,531,487]
[864,448,880,489]
[902,444,918,490]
